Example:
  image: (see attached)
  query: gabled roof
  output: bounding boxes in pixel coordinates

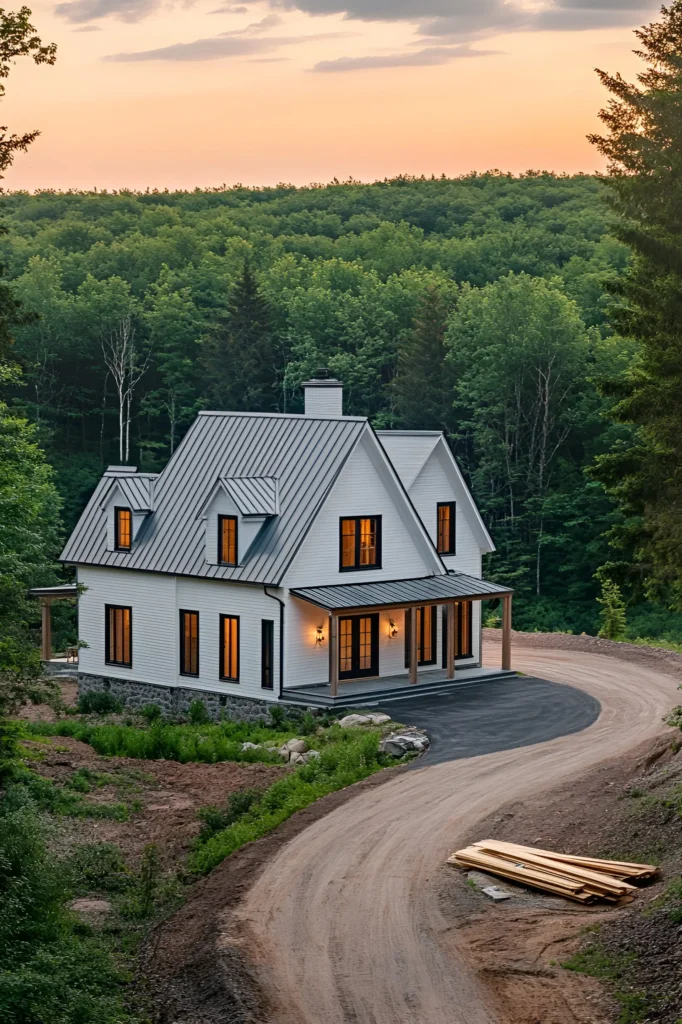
[100,471,156,513]
[222,476,279,517]
[375,431,441,489]
[61,412,366,585]
[376,430,494,554]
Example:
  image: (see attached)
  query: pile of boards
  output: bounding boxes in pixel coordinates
[449,840,658,904]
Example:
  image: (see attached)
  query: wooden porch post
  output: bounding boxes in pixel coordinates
[409,606,418,684]
[41,598,52,662]
[330,612,339,697]
[446,601,456,680]
[502,594,512,670]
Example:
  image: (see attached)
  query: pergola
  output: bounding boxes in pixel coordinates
[28,584,79,661]
[291,573,513,697]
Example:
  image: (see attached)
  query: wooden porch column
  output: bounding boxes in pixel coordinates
[409,606,418,684]
[446,601,456,680]
[330,612,339,697]
[502,594,512,670]
[41,598,52,662]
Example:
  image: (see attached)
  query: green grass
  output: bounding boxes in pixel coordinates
[189,727,395,873]
[22,718,301,764]
[563,944,652,1023]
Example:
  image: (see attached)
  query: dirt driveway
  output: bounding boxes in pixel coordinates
[232,640,681,1024]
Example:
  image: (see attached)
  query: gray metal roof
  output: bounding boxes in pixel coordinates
[100,473,156,513]
[61,412,366,585]
[28,584,79,599]
[290,573,511,611]
[221,476,279,516]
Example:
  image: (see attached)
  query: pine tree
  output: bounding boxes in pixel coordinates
[595,567,628,641]
[589,2,682,607]
[201,263,279,412]
[393,285,453,431]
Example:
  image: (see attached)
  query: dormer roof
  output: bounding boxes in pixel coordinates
[221,476,279,517]
[99,469,157,513]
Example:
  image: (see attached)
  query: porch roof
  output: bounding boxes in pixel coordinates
[290,572,511,613]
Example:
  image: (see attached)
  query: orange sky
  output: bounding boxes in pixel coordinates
[0,0,659,191]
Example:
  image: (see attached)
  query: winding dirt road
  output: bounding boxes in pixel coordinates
[234,643,680,1024]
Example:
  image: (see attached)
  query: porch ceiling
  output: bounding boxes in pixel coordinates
[290,572,511,613]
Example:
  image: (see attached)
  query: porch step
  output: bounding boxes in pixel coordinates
[281,668,517,709]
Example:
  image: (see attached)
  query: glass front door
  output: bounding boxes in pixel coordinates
[338,613,379,679]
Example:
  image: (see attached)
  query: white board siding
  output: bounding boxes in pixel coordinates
[408,446,482,578]
[78,566,282,701]
[284,436,433,590]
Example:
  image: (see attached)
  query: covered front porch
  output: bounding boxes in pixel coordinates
[289,572,513,702]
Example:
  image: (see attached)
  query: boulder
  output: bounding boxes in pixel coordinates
[70,898,112,916]
[379,731,431,758]
[300,749,321,764]
[364,713,391,725]
[286,738,309,754]
[338,714,371,728]
[278,744,291,761]
[289,752,305,765]
[241,742,261,751]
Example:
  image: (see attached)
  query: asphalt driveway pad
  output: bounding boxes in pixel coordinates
[378,676,601,765]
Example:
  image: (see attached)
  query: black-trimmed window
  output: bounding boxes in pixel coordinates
[261,619,274,690]
[404,605,437,667]
[339,516,382,571]
[441,601,473,664]
[220,614,239,682]
[437,502,456,555]
[180,610,199,677]
[218,515,238,565]
[105,604,132,667]
[115,507,132,551]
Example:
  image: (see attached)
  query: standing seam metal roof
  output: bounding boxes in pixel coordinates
[290,573,511,610]
[61,412,366,585]
[101,474,156,512]
[221,476,279,516]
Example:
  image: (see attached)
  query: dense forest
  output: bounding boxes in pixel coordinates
[3,171,672,639]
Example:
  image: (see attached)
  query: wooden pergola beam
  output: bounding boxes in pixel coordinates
[41,598,52,662]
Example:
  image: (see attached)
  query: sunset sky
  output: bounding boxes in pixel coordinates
[2,0,661,191]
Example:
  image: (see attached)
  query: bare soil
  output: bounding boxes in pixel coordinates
[24,734,286,865]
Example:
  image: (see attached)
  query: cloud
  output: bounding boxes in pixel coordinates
[73,22,102,28]
[104,27,343,61]
[209,3,248,10]
[55,0,158,22]
[313,43,497,71]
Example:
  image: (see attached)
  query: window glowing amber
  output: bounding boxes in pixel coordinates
[220,615,239,681]
[339,516,381,570]
[437,502,456,555]
[106,605,131,666]
[115,508,132,551]
[180,610,199,676]
[219,516,238,565]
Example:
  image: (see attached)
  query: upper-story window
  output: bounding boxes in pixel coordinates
[437,502,456,555]
[218,515,238,565]
[339,516,382,571]
[114,507,132,551]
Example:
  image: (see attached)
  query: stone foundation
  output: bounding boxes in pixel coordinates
[77,673,273,723]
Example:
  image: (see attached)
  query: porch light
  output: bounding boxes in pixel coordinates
[388,619,398,639]
[315,626,325,645]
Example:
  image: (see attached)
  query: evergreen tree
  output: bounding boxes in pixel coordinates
[590,2,682,607]
[393,285,453,430]
[595,566,628,641]
[201,263,279,412]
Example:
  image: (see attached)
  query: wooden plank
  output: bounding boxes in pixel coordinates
[474,841,636,893]
[41,598,52,662]
[489,843,656,878]
[449,852,595,902]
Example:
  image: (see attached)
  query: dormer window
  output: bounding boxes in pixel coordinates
[339,516,382,570]
[115,508,132,551]
[218,515,238,565]
[437,502,456,555]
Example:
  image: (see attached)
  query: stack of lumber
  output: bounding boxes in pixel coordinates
[448,840,658,904]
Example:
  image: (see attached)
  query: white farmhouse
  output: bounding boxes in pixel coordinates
[61,372,514,718]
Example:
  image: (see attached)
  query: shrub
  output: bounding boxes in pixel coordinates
[139,703,162,723]
[66,842,131,895]
[188,699,209,725]
[268,704,286,728]
[77,691,123,715]
[197,788,262,842]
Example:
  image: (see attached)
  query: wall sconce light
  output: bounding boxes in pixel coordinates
[388,619,398,640]
[315,626,325,646]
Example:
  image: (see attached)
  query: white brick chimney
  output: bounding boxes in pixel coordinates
[302,368,343,417]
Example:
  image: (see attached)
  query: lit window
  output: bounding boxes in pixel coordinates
[339,516,381,570]
[180,610,199,676]
[218,515,238,565]
[437,502,456,555]
[220,614,239,681]
[106,604,132,667]
[115,507,132,551]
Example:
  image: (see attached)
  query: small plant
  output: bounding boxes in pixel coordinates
[139,703,162,723]
[188,699,209,725]
[120,842,162,919]
[595,566,627,641]
[67,842,131,894]
[196,788,262,842]
[299,711,316,736]
[77,691,123,715]
[268,704,286,728]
